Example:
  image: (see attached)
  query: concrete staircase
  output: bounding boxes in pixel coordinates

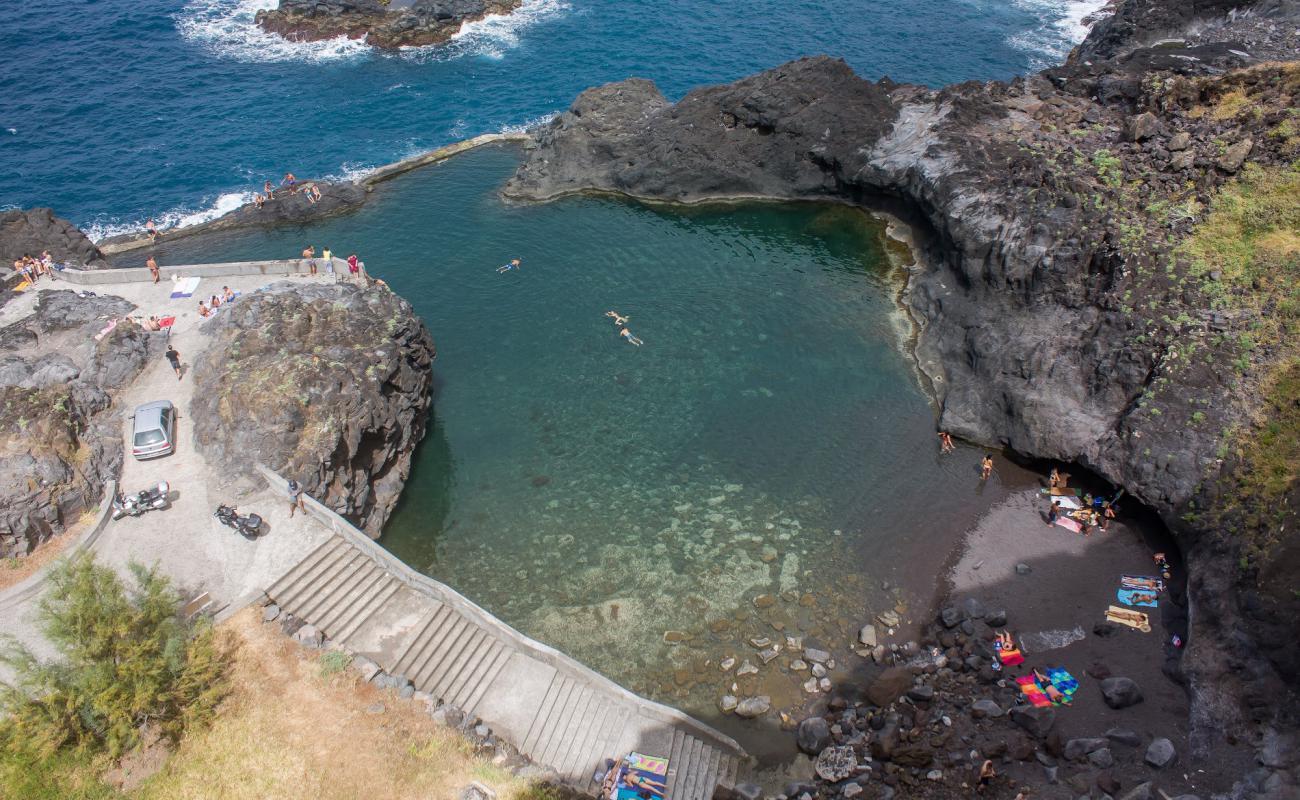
[266,534,743,799]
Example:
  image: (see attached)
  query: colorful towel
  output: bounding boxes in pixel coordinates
[998,647,1024,667]
[1050,495,1081,509]
[612,752,668,800]
[1046,667,1079,699]
[1015,675,1052,708]
[1041,487,1083,496]
[14,280,31,292]
[1118,588,1159,608]
[170,276,201,299]
[158,315,176,329]
[1054,516,1082,533]
[1121,574,1165,592]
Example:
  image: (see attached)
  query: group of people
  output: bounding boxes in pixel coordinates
[197,285,238,318]
[936,432,996,480]
[12,251,54,283]
[300,245,363,280]
[252,172,322,209]
[605,310,643,346]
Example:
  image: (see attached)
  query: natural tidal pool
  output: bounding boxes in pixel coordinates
[141,145,1018,741]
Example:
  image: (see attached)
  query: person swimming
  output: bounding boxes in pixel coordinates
[497,258,522,273]
[605,310,628,325]
[620,327,643,346]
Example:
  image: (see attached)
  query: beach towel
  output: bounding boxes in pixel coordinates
[1050,495,1081,509]
[1105,605,1151,632]
[1118,588,1159,608]
[611,752,668,800]
[158,316,176,330]
[1046,667,1079,699]
[93,318,119,341]
[14,280,31,292]
[170,276,201,299]
[1121,574,1165,592]
[998,647,1024,667]
[1041,487,1083,497]
[1015,675,1053,708]
[1054,516,1082,533]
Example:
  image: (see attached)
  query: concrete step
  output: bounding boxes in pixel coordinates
[292,550,369,621]
[459,643,511,717]
[682,736,706,800]
[583,704,631,793]
[333,573,401,643]
[435,627,492,703]
[544,683,595,774]
[537,682,589,768]
[313,564,384,634]
[662,728,688,800]
[522,674,573,755]
[391,604,452,679]
[559,693,613,784]
[720,753,739,793]
[698,745,722,800]
[267,536,347,608]
[426,623,484,701]
[411,612,472,691]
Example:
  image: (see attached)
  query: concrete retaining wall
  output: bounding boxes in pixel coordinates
[55,259,344,285]
[0,481,117,612]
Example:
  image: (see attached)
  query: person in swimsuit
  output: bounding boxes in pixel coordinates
[310,184,322,203]
[981,455,994,480]
[977,759,996,792]
[264,179,275,199]
[938,431,954,453]
[223,285,235,302]
[197,301,210,318]
[254,193,265,209]
[146,218,161,242]
[282,172,297,192]
[146,255,159,283]
[620,327,643,346]
[605,310,628,325]
[1048,467,1060,488]
[497,258,522,273]
[1033,668,1069,704]
[1046,500,1060,526]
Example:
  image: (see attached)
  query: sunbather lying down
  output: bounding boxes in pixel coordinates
[1033,668,1070,704]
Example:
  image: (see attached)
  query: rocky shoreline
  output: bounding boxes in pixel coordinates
[255,0,523,49]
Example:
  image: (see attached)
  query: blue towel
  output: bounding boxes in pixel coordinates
[1118,588,1158,608]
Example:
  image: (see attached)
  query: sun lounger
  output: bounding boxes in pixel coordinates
[1046,667,1079,699]
[1054,516,1082,533]
[1015,675,1053,708]
[1105,605,1151,632]
[1117,588,1159,608]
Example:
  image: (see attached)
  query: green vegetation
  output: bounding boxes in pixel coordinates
[1092,148,1124,189]
[318,649,353,677]
[0,556,230,799]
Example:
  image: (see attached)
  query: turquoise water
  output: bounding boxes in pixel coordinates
[3,0,1104,236]
[143,147,1016,728]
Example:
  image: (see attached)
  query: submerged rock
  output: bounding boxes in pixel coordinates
[734,696,771,718]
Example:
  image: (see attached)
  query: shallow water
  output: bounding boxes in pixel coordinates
[145,147,1024,746]
[3,0,1105,236]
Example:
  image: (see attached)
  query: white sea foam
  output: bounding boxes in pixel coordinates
[85,190,255,242]
[175,0,372,63]
[497,111,559,135]
[1007,0,1112,69]
[401,0,571,62]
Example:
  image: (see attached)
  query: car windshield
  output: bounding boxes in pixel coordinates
[134,429,165,447]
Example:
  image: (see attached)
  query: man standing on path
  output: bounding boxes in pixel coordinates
[146,255,159,283]
[287,479,305,518]
[165,344,182,380]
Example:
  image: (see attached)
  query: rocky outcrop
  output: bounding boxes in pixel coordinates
[255,0,521,49]
[189,282,435,537]
[505,0,1300,788]
[98,181,367,255]
[1,208,107,270]
[0,291,162,557]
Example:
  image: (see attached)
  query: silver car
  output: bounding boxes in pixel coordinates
[131,400,176,460]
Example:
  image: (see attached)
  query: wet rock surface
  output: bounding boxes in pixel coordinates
[190,281,435,537]
[0,290,160,556]
[255,0,522,49]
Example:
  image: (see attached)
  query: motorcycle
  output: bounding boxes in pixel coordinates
[214,504,262,540]
[112,481,170,520]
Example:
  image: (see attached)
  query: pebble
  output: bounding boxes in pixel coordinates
[719,695,738,712]
[926,770,943,781]
[759,647,781,664]
[803,677,820,693]
[750,636,772,648]
[818,677,831,692]
[811,663,828,679]
[720,657,736,671]
[737,660,759,676]
[878,610,901,627]
[790,659,809,671]
[804,647,831,663]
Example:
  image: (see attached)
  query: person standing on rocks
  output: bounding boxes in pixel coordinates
[287,479,305,517]
[146,217,161,242]
[938,431,954,453]
[981,454,994,480]
[146,255,159,283]
[165,345,182,380]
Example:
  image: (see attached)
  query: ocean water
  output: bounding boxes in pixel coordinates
[1,0,1104,238]
[137,147,1031,745]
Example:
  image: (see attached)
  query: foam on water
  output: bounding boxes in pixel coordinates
[402,0,571,62]
[174,0,372,63]
[1006,0,1112,67]
[86,190,253,242]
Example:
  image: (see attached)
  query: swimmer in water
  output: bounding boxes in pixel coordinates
[620,327,643,346]
[497,258,522,273]
[605,310,628,325]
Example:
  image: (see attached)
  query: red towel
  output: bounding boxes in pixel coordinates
[1016,675,1052,708]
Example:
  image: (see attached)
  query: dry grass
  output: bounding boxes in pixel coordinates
[131,608,550,800]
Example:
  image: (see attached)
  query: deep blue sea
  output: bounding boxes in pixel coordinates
[2,0,1104,238]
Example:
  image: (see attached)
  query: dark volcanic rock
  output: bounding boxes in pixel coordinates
[1100,677,1144,709]
[865,667,914,707]
[1010,705,1056,739]
[190,282,435,536]
[796,716,832,755]
[255,0,522,49]
[0,290,158,556]
[1,208,107,270]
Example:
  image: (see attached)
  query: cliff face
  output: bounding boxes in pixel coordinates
[189,282,436,537]
[255,0,521,49]
[506,1,1300,781]
[1,208,107,270]
[0,291,161,557]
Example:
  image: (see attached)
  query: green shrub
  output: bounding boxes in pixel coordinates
[0,556,231,762]
[319,650,353,678]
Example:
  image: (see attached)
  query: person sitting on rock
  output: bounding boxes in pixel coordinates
[977,759,996,792]
[938,431,954,453]
[254,193,265,209]
[223,285,235,302]
[309,184,322,203]
[144,316,161,332]
[197,301,210,318]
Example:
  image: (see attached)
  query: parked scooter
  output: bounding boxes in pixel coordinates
[214,504,262,540]
[112,481,170,520]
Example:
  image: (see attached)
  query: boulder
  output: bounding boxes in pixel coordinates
[190,282,436,537]
[1105,727,1143,747]
[293,623,323,649]
[1123,112,1160,142]
[1088,747,1115,769]
[858,624,878,647]
[719,695,738,713]
[804,647,831,663]
[939,606,964,628]
[734,696,771,719]
[1217,138,1253,173]
[796,716,831,755]
[814,745,857,781]
[262,603,281,622]
[1064,737,1108,761]
[1119,782,1155,800]
[1167,131,1191,151]
[907,685,935,703]
[1100,677,1144,709]
[1009,705,1056,739]
[1144,737,1177,768]
[459,782,497,800]
[0,208,107,268]
[971,699,1004,718]
[865,667,914,707]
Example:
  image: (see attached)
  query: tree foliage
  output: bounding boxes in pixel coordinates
[0,555,231,764]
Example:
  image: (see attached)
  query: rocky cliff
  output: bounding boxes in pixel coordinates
[189,282,435,537]
[256,0,521,49]
[0,291,161,557]
[1,208,107,270]
[505,0,1300,789]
